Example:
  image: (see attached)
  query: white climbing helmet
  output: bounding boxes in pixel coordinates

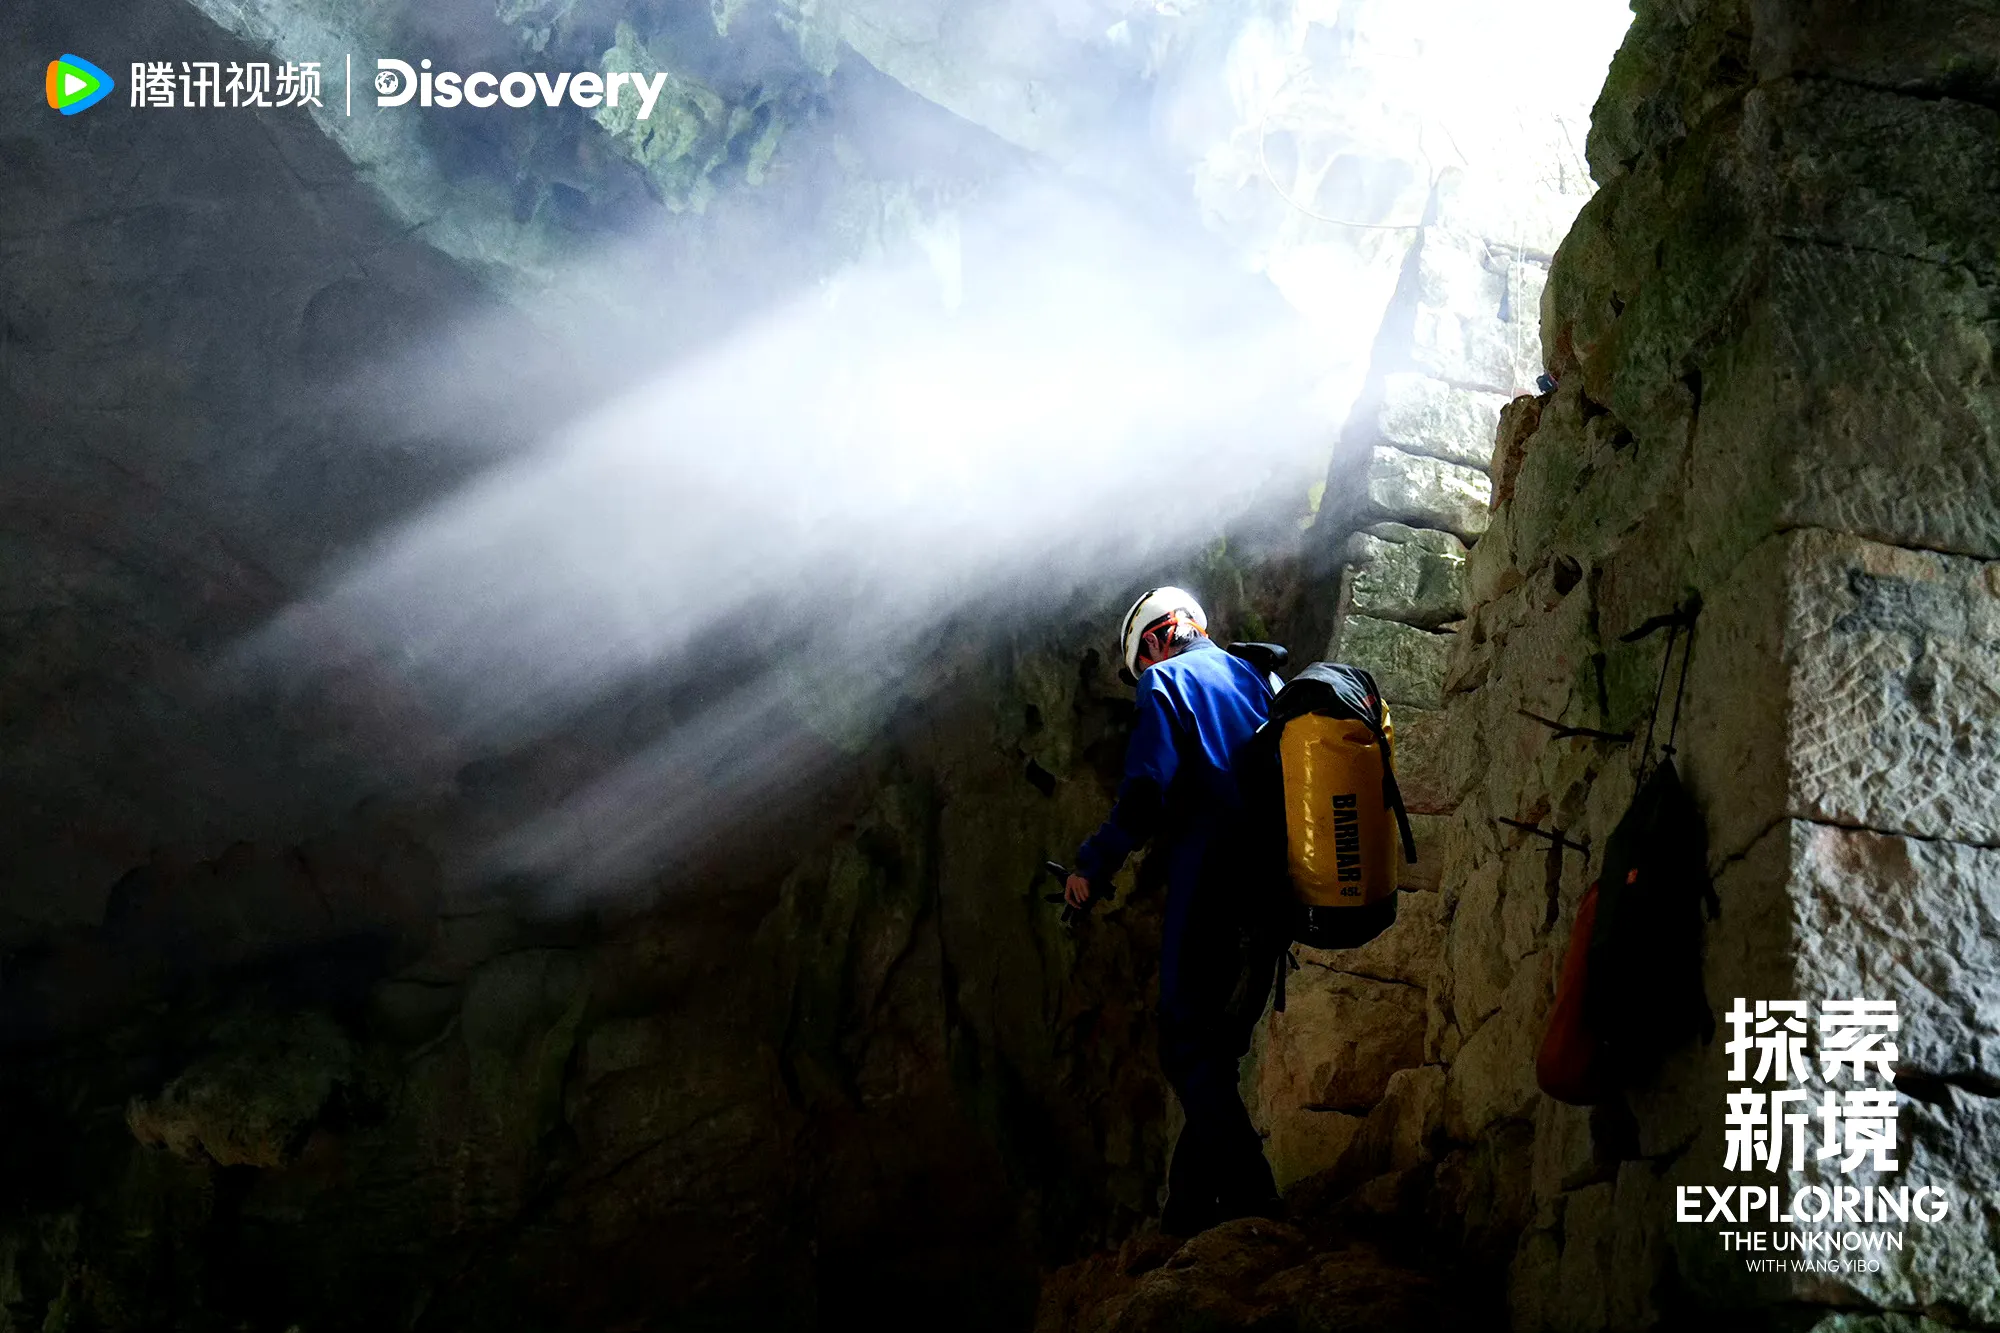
[1117,586,1208,681]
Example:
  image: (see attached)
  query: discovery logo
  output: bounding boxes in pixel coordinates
[373,58,672,118]
[45,54,113,114]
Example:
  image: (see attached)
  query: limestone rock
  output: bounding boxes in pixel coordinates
[1782,529,2000,846]
[1247,897,1444,1190]
[1507,1213,1565,1333]
[1755,79,2000,284]
[127,1010,353,1168]
[1498,384,1685,587]
[1040,1219,1302,1333]
[1552,1180,1618,1331]
[1428,1118,1537,1260]
[1386,706,1457,817]
[1372,373,1511,472]
[1697,246,2000,566]
[1346,527,1468,631]
[1326,1064,1447,1193]
[1366,521,1465,556]
[594,22,773,212]
[1786,820,2000,1083]
[1667,811,2000,1323]
[1301,888,1444,992]
[1411,307,1542,401]
[1676,1042,2000,1327]
[1447,859,1512,1033]
[1752,0,2000,107]
[1401,813,1450,892]
[1443,950,1551,1143]
[0,0,1635,1326]
[1353,448,1493,542]
[1411,229,1546,395]
[1414,228,1503,323]
[368,977,461,1045]
[1534,1161,1668,1333]
[1336,616,1454,711]
[1691,525,2000,866]
[1429,10,2000,1329]
[1254,1101,1364,1199]
[1562,81,2000,569]
[1488,393,1544,510]
[1528,1094,1598,1207]
[1256,966,1426,1117]
[1583,0,1754,182]
[1676,530,1792,865]
[818,0,1118,161]
[1251,1243,1470,1332]
[1431,176,1586,263]
[1805,1316,1964,1333]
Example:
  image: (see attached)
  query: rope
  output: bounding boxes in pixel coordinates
[1638,621,1677,778]
[1636,603,1698,784]
[1663,612,1696,757]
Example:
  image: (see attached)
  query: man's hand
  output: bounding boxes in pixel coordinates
[1064,873,1094,909]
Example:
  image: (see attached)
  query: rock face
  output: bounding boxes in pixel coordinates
[0,618,1214,1330]
[1348,525,1471,632]
[125,1010,356,1168]
[1235,17,1604,1224]
[1249,894,1442,1186]
[1389,1,2000,1327]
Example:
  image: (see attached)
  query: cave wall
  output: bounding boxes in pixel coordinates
[0,0,1657,1328]
[0,0,495,921]
[1,0,1149,1324]
[1341,0,2000,1328]
[1243,142,1594,1191]
[0,635,1192,1332]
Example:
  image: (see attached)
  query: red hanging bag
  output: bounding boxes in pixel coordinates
[1536,881,1606,1105]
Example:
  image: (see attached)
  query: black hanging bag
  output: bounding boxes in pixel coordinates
[1577,598,1720,1084]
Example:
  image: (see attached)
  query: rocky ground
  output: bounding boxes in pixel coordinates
[1036,1211,1493,1333]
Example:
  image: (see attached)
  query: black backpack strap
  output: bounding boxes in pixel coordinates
[1273,947,1299,1013]
[1379,737,1418,865]
[1351,672,1418,866]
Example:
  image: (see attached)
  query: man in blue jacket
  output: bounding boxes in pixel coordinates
[1064,586,1281,1235]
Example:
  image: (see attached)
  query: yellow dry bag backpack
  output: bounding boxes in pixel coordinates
[1244,662,1417,951]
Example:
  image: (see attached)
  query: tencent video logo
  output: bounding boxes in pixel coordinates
[45,55,114,114]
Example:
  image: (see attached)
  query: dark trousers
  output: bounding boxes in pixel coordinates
[1157,919,1279,1235]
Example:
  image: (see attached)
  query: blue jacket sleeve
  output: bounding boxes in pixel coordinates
[1074,682,1181,884]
